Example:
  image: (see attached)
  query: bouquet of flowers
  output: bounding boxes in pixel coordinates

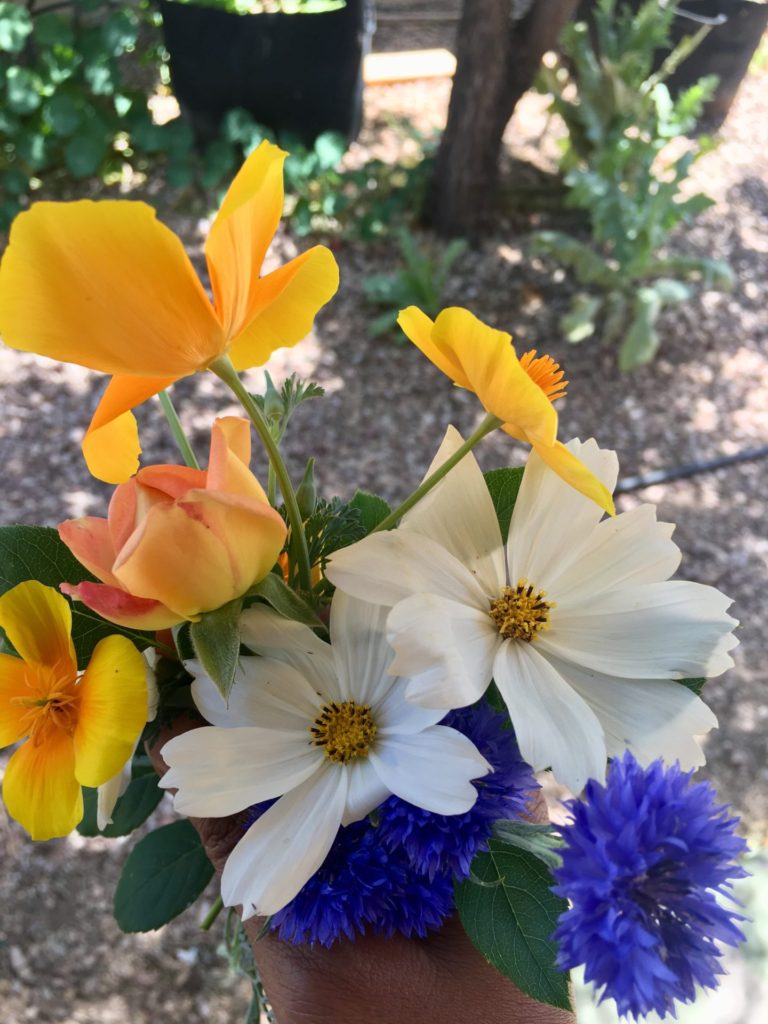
[0,143,748,1022]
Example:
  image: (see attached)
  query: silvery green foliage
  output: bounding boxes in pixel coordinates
[534,0,733,369]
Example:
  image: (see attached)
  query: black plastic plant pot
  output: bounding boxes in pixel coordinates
[664,1,768,130]
[576,0,768,131]
[157,0,376,147]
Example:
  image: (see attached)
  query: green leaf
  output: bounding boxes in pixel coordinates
[247,574,324,630]
[189,597,243,701]
[680,677,705,696]
[455,841,571,1011]
[561,292,602,343]
[114,820,214,932]
[64,131,106,178]
[0,2,33,54]
[619,286,662,370]
[101,10,139,56]
[33,12,75,49]
[78,771,164,839]
[45,91,82,137]
[0,525,153,669]
[484,468,524,543]
[5,66,43,115]
[313,130,347,171]
[348,491,392,535]
[2,167,29,196]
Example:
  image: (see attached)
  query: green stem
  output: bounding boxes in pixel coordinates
[201,895,224,931]
[210,356,312,593]
[374,414,502,533]
[267,462,277,507]
[157,390,200,469]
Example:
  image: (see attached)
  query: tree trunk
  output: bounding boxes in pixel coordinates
[427,0,579,239]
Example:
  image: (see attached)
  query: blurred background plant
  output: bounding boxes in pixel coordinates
[363,227,466,337]
[532,0,735,370]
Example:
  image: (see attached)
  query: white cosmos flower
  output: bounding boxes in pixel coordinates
[327,427,738,794]
[159,592,490,919]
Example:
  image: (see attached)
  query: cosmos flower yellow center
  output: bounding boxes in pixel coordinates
[519,350,568,402]
[310,701,378,764]
[10,668,80,745]
[489,580,554,642]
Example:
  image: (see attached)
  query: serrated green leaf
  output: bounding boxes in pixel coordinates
[484,468,524,543]
[78,771,164,838]
[348,491,392,535]
[114,820,214,932]
[456,841,571,1011]
[0,525,153,669]
[247,574,324,630]
[189,598,243,701]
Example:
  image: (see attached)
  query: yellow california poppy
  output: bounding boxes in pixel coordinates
[0,581,147,839]
[0,141,339,483]
[398,306,615,515]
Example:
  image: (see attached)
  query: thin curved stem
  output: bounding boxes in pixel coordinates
[210,356,312,593]
[157,390,200,469]
[374,414,502,533]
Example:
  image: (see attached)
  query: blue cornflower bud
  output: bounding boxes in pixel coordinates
[552,751,749,1020]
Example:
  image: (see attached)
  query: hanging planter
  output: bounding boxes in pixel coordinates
[157,0,376,145]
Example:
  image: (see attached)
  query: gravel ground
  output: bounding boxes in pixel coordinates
[0,48,766,1024]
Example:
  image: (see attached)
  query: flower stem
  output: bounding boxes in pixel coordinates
[210,356,312,592]
[373,414,502,532]
[201,895,224,931]
[157,390,200,469]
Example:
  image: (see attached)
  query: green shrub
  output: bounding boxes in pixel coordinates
[364,229,466,337]
[533,0,733,370]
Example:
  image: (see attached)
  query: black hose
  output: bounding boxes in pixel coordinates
[615,444,768,494]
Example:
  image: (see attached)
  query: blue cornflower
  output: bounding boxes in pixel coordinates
[248,700,535,947]
[553,751,748,1020]
[376,701,537,880]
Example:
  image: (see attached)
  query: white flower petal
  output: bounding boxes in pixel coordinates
[548,504,681,601]
[160,726,322,817]
[401,425,506,594]
[222,766,347,918]
[542,581,738,680]
[341,759,390,826]
[239,605,338,699]
[326,530,491,609]
[385,593,498,709]
[508,438,617,590]
[494,642,606,793]
[96,763,131,831]
[329,592,395,705]
[374,677,446,734]
[190,657,323,730]
[545,652,718,769]
[369,725,490,815]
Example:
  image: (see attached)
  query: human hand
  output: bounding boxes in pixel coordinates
[150,719,574,1024]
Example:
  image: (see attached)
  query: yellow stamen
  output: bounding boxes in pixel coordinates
[489,580,554,642]
[519,350,568,402]
[309,701,377,765]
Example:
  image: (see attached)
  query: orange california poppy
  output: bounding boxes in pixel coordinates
[0,141,339,483]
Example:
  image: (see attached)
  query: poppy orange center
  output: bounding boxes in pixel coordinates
[11,667,80,745]
[519,350,568,402]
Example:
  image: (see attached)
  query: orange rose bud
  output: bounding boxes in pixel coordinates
[58,417,286,629]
